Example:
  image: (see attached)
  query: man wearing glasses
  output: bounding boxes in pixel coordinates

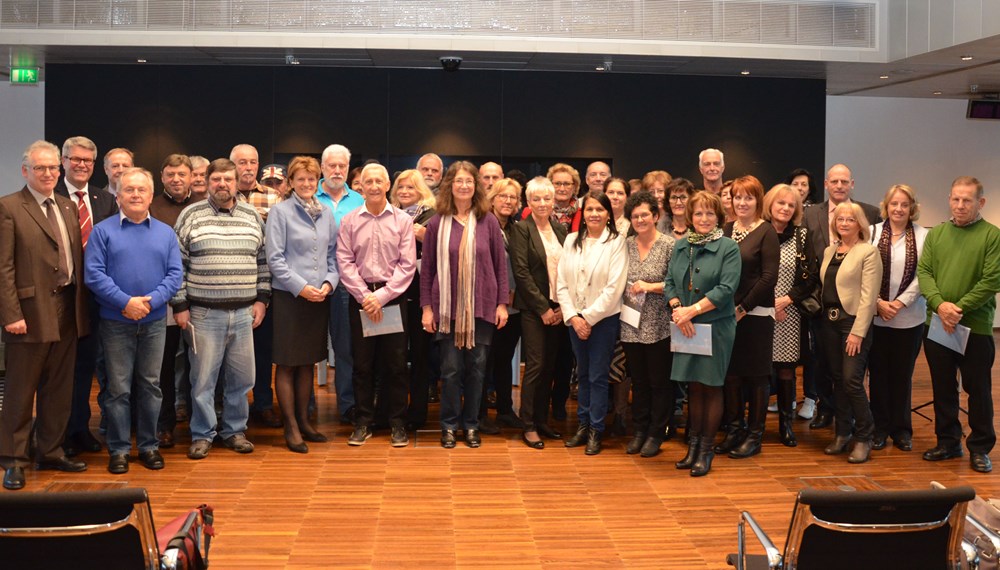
[55,136,118,458]
[802,163,881,429]
[1,141,91,490]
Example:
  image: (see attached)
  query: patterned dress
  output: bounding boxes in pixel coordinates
[773,236,801,363]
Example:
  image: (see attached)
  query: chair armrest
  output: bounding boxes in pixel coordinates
[738,511,782,569]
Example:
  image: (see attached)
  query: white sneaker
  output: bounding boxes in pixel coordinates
[798,398,816,420]
[767,402,779,413]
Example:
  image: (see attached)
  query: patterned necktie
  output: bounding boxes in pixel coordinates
[75,191,92,248]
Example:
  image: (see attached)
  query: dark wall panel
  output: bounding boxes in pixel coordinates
[46,64,824,190]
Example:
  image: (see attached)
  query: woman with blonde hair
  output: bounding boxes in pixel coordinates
[868,184,927,452]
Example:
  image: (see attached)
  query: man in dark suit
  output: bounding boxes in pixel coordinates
[0,140,91,490]
[802,163,881,429]
[54,136,118,456]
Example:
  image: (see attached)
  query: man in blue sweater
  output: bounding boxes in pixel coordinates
[84,168,182,474]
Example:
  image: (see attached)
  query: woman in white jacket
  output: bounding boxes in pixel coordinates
[557,192,628,456]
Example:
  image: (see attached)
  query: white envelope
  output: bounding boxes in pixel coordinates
[670,323,712,356]
[620,304,641,328]
[927,313,970,355]
[360,304,405,337]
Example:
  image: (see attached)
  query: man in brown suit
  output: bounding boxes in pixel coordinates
[0,140,90,490]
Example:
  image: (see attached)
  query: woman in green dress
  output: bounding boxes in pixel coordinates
[665,191,742,477]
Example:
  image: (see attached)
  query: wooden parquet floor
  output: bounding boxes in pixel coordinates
[15,340,1000,569]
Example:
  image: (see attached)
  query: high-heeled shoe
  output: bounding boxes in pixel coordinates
[521,431,545,450]
[286,439,308,454]
[301,431,328,443]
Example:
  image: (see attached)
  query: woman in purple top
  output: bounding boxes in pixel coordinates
[421,161,509,449]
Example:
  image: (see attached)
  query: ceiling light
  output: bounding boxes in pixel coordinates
[740,70,750,76]
[933,91,942,96]
[961,55,974,61]
[595,66,605,71]
[879,74,889,79]
[137,58,147,63]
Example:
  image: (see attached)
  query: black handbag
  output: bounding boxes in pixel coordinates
[794,227,821,318]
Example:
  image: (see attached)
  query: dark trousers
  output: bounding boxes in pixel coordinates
[810,315,835,413]
[66,295,103,437]
[820,316,874,441]
[800,324,818,401]
[0,289,77,466]
[482,312,521,418]
[404,291,432,427]
[550,331,573,414]
[868,323,923,440]
[623,338,673,438]
[249,306,274,412]
[349,295,409,429]
[438,319,495,431]
[924,330,996,454]
[157,325,190,433]
[519,311,563,431]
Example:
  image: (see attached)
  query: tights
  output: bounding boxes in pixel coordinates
[687,383,723,439]
[275,365,319,445]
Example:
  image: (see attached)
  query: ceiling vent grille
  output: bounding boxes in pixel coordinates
[0,0,876,49]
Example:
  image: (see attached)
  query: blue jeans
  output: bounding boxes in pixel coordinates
[187,305,255,441]
[438,320,495,431]
[101,317,167,455]
[569,316,618,433]
[329,285,355,415]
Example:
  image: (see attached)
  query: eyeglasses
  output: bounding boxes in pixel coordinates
[630,212,653,221]
[835,217,857,224]
[495,194,518,202]
[67,157,95,166]
[668,195,689,203]
[32,165,60,173]
[552,181,575,188]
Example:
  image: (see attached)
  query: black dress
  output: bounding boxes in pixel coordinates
[724,221,779,376]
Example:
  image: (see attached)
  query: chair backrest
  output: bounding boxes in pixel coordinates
[783,486,976,570]
[0,487,160,570]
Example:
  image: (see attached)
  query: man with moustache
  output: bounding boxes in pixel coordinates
[584,161,612,195]
[336,163,416,447]
[85,167,182,474]
[1,141,90,490]
[919,176,1000,474]
[316,144,365,424]
[149,154,204,448]
[172,158,269,459]
[802,163,881,429]
[229,144,282,429]
[698,148,725,195]
[417,153,444,193]
[189,155,209,199]
[102,147,134,197]
[55,136,118,457]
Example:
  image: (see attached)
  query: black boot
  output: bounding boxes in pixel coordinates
[675,436,700,469]
[777,376,798,447]
[625,431,646,455]
[730,383,768,459]
[713,378,746,454]
[585,427,602,455]
[691,436,716,477]
[565,425,589,448]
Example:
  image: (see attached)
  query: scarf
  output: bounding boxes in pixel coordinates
[293,192,325,221]
[553,202,577,231]
[687,227,724,245]
[437,214,478,348]
[877,222,917,301]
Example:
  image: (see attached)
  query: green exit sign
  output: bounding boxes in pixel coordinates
[10,67,39,84]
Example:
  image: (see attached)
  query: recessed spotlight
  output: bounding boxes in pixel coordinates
[595,66,605,71]
[961,55,974,61]
[933,91,942,96]
[879,74,889,79]
[137,58,147,63]
[740,70,750,76]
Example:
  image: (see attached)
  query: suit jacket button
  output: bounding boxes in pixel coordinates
[694,288,700,294]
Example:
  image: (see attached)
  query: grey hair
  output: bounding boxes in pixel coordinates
[698,148,725,166]
[525,176,555,202]
[321,144,352,164]
[62,136,97,158]
[22,140,60,168]
[118,167,155,191]
[229,144,258,161]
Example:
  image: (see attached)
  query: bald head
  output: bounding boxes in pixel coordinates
[585,161,611,194]
[480,162,504,191]
[824,163,854,205]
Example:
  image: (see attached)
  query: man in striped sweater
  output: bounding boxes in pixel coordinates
[171,158,271,460]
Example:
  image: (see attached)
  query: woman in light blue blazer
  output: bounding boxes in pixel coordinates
[266,156,339,453]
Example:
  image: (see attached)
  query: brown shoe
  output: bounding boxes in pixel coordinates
[157,431,175,449]
[252,408,283,428]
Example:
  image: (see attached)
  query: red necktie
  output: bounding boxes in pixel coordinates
[75,191,92,248]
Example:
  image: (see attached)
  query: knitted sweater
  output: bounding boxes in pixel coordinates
[170,199,271,311]
[917,217,1000,336]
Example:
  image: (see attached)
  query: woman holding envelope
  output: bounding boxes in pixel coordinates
[265,156,339,453]
[556,191,627,456]
[421,161,509,450]
[867,184,927,452]
[819,202,882,464]
[666,191,741,477]
[620,191,675,458]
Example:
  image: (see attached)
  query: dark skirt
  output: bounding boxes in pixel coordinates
[272,288,330,366]
[726,314,774,376]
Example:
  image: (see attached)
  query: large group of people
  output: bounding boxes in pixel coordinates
[2,137,998,491]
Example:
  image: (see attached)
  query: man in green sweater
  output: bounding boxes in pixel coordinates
[917,176,1000,473]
